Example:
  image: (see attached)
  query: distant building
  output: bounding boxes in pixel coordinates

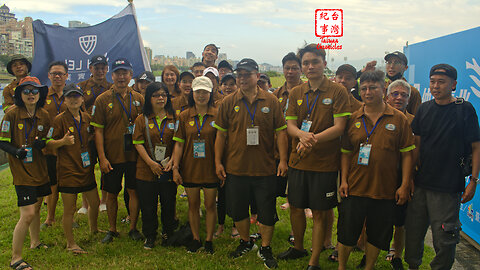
[186,51,195,59]
[218,53,227,62]
[0,4,15,23]
[68,20,90,28]
[0,4,33,57]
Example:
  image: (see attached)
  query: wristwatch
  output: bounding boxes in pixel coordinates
[471,176,479,184]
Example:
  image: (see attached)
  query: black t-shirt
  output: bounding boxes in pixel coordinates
[411,99,480,193]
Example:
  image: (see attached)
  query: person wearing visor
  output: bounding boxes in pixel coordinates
[203,67,224,104]
[46,83,99,254]
[173,76,219,253]
[3,54,32,113]
[0,76,50,270]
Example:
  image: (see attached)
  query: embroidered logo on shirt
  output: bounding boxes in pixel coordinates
[168,123,175,129]
[86,90,91,96]
[69,127,74,132]
[176,110,180,115]
[385,124,396,131]
[37,125,44,131]
[210,121,215,127]
[47,127,54,138]
[297,100,303,106]
[322,98,332,105]
[189,121,194,126]
[18,123,24,130]
[261,107,270,113]
[46,100,51,105]
[279,97,283,103]
[355,122,361,128]
[149,123,154,129]
[133,100,141,106]
[91,105,96,116]
[108,103,113,109]
[234,105,240,112]
[1,121,10,132]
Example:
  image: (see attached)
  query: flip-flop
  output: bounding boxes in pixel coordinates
[385,248,395,261]
[68,248,88,255]
[328,250,339,262]
[10,259,33,270]
[31,243,49,250]
[280,203,290,210]
[230,233,240,239]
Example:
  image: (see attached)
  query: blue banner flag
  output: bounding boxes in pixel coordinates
[31,3,150,85]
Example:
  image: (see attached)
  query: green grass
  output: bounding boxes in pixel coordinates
[0,165,435,269]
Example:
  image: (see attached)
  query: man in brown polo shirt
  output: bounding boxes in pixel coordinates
[338,70,414,270]
[90,58,145,243]
[335,64,363,112]
[78,55,113,114]
[3,54,31,113]
[42,61,69,228]
[279,44,350,270]
[214,58,288,269]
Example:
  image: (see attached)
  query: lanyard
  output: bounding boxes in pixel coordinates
[153,116,167,143]
[24,118,36,145]
[242,99,257,127]
[52,95,64,114]
[362,116,383,143]
[194,115,208,138]
[305,91,320,119]
[115,92,133,123]
[92,86,104,99]
[72,114,84,147]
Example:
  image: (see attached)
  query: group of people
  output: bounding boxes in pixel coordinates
[1,42,479,270]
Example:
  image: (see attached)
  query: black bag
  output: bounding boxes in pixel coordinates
[456,98,472,176]
[163,222,193,247]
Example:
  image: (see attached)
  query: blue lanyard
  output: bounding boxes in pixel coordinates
[24,118,36,145]
[362,116,383,143]
[72,114,84,147]
[115,92,133,123]
[153,116,167,143]
[92,86,104,99]
[242,99,257,127]
[52,95,63,114]
[194,115,208,138]
[305,91,320,119]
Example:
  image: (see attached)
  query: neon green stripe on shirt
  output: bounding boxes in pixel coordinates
[400,145,416,152]
[213,123,227,132]
[173,136,185,143]
[90,122,104,128]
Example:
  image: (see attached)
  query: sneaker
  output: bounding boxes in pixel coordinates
[187,239,202,253]
[391,257,405,270]
[128,229,144,241]
[230,239,258,258]
[77,207,88,214]
[306,265,321,270]
[99,204,107,212]
[144,238,155,250]
[277,247,308,260]
[101,231,119,243]
[258,246,278,269]
[250,232,262,241]
[204,241,214,254]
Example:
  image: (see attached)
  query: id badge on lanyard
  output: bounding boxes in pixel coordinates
[193,140,206,158]
[301,120,312,132]
[23,146,33,163]
[127,124,135,134]
[357,143,372,166]
[81,151,91,167]
[246,126,259,145]
[154,144,167,161]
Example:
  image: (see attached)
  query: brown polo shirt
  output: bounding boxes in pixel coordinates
[90,86,144,164]
[52,110,95,188]
[213,86,225,105]
[133,113,176,181]
[214,86,287,176]
[2,79,18,112]
[405,111,414,125]
[349,94,363,112]
[285,76,351,172]
[0,106,50,186]
[172,95,189,116]
[341,104,415,200]
[78,77,113,115]
[272,82,299,160]
[173,106,218,184]
[385,77,421,115]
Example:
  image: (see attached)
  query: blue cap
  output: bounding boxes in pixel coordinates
[112,58,133,72]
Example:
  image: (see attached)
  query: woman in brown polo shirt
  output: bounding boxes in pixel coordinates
[173,76,219,254]
[133,82,178,250]
[161,65,181,98]
[46,84,99,254]
[0,76,50,270]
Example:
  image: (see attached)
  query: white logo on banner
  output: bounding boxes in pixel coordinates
[79,35,97,55]
[466,58,480,98]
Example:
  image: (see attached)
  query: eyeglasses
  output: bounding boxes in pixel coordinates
[152,93,167,98]
[390,92,409,98]
[235,72,254,79]
[385,61,403,66]
[22,88,40,95]
[49,72,66,77]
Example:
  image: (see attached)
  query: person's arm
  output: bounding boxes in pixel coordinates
[46,130,74,150]
[276,129,288,177]
[134,144,163,177]
[462,141,480,203]
[339,152,352,197]
[286,119,316,152]
[396,151,413,205]
[214,130,227,185]
[313,116,347,143]
[94,127,112,173]
[171,141,184,185]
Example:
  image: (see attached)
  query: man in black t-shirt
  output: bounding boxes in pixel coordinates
[405,64,480,270]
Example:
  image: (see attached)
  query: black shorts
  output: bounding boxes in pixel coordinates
[182,182,219,189]
[337,196,394,251]
[225,174,278,226]
[102,162,136,194]
[393,202,408,226]
[15,182,52,207]
[287,168,338,210]
[46,155,57,186]
[275,160,287,197]
[58,182,97,194]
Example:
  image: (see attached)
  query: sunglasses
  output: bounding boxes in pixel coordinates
[22,88,40,95]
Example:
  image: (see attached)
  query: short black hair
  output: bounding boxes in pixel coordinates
[48,61,68,73]
[187,90,214,108]
[192,62,206,69]
[282,52,301,67]
[359,70,385,85]
[143,82,174,116]
[297,43,326,61]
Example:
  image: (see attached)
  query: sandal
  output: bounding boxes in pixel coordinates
[230,232,240,239]
[10,259,33,270]
[385,248,395,261]
[68,247,88,255]
[31,243,49,250]
[287,234,295,245]
[328,249,339,262]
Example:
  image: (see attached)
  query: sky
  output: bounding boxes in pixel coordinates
[6,0,480,68]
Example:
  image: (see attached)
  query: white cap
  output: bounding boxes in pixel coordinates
[202,67,219,78]
[192,76,213,92]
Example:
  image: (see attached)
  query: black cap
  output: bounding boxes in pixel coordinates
[179,71,194,81]
[112,58,133,72]
[63,83,84,96]
[7,54,32,76]
[218,60,233,71]
[90,55,108,66]
[430,64,457,80]
[221,73,236,84]
[259,73,270,84]
[235,58,258,72]
[385,51,408,66]
[336,64,357,77]
[137,71,155,83]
